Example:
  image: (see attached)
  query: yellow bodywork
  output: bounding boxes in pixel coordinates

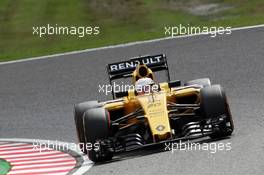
[104,65,200,142]
[137,92,171,141]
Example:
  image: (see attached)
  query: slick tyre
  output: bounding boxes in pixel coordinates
[185,78,211,87]
[200,85,234,139]
[74,101,100,153]
[83,107,113,162]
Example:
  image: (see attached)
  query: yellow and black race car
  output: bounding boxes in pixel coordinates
[74,54,234,162]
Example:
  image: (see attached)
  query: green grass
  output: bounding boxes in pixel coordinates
[0,0,263,61]
[0,159,11,174]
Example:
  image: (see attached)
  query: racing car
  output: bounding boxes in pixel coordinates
[74,54,234,162]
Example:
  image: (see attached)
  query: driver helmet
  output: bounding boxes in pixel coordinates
[135,77,156,95]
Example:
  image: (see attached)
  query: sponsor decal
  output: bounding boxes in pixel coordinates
[108,54,165,73]
[149,111,165,118]
[147,101,161,108]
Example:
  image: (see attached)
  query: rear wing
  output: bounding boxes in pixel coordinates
[106,54,171,98]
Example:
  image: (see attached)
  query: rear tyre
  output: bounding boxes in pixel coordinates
[200,85,234,139]
[185,78,211,87]
[74,101,100,153]
[83,107,113,162]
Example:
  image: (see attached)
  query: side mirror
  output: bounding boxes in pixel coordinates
[168,80,181,88]
[115,91,129,98]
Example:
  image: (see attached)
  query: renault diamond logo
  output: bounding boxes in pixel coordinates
[156,125,165,131]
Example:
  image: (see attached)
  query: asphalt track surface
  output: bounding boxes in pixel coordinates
[1,26,264,175]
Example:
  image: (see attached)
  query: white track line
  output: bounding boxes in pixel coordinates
[0,150,64,158]
[7,166,74,174]
[0,24,263,66]
[0,145,36,151]
[7,156,72,163]
[12,162,76,170]
[5,155,72,163]
[0,143,28,148]
[0,147,58,154]
[11,158,75,166]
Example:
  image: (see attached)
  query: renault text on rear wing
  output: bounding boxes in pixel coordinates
[107,54,169,80]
